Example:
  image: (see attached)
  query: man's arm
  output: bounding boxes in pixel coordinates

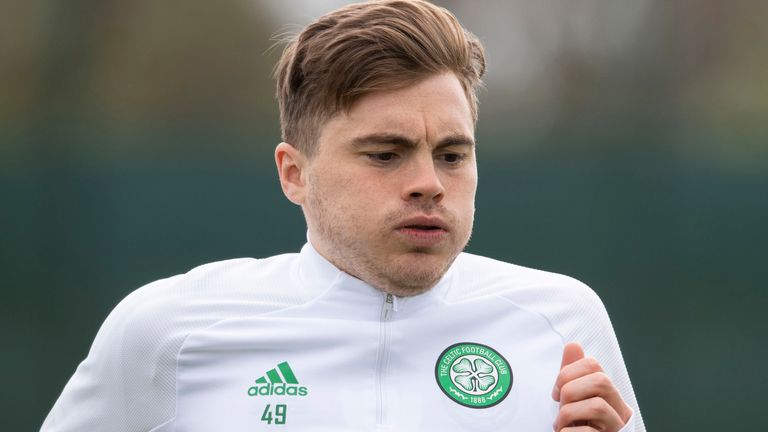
[40,278,180,431]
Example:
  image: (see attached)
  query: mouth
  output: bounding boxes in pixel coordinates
[395,216,449,247]
[396,216,448,232]
[402,224,444,231]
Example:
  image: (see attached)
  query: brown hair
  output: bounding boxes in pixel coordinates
[274,0,486,156]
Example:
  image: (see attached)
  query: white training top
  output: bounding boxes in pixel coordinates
[42,242,645,431]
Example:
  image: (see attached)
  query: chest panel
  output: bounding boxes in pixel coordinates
[174,297,562,431]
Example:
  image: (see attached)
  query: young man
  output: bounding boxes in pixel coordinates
[42,1,644,431]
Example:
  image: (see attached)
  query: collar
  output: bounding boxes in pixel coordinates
[295,239,454,320]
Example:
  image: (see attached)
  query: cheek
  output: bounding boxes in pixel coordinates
[315,169,378,211]
[450,171,478,202]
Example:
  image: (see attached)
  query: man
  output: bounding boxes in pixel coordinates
[42,1,644,431]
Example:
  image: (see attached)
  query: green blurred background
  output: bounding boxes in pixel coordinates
[2,0,766,430]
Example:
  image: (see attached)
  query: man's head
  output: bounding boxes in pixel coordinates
[274,0,485,156]
[274,0,486,296]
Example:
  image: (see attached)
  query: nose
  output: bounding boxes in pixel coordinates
[401,154,445,203]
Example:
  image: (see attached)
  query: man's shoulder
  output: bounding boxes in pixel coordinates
[450,252,600,306]
[97,253,307,356]
[43,254,308,431]
[449,252,612,336]
[121,253,305,316]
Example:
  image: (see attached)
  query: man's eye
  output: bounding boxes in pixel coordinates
[368,152,397,162]
[440,153,464,164]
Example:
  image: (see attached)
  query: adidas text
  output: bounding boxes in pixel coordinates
[248,383,308,397]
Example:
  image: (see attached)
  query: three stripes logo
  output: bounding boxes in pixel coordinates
[247,361,309,397]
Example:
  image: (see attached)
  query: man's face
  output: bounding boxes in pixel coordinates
[299,72,477,296]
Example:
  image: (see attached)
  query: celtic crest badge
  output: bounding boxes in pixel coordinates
[435,342,512,408]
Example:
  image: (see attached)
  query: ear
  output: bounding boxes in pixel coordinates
[275,142,308,205]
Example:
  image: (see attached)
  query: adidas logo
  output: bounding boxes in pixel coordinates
[247,361,308,397]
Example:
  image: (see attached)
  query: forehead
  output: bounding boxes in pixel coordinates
[318,73,474,148]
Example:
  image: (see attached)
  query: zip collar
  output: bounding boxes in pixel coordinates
[295,240,454,320]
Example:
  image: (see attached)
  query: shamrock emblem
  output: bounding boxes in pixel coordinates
[451,357,496,393]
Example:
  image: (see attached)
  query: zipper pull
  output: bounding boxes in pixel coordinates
[381,293,395,321]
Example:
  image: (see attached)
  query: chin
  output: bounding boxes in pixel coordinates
[380,256,452,296]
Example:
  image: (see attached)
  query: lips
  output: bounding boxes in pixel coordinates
[395,215,449,247]
[396,216,449,232]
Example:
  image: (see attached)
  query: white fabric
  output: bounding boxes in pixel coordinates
[42,242,645,431]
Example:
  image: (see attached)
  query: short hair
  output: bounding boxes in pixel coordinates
[274,0,486,156]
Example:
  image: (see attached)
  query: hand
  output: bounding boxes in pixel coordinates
[551,343,633,432]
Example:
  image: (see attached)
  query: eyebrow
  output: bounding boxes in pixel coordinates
[349,133,476,149]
